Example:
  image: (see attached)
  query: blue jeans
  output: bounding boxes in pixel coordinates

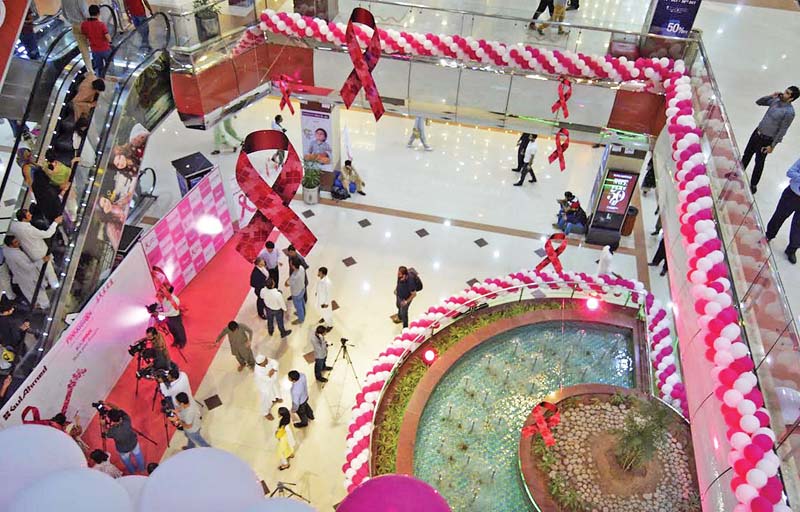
[557,214,585,235]
[131,15,151,49]
[183,429,210,448]
[119,442,145,474]
[91,49,112,77]
[314,356,327,380]
[266,307,288,336]
[292,293,305,323]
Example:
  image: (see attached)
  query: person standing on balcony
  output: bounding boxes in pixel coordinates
[766,158,800,264]
[123,0,152,51]
[742,86,798,194]
[62,0,94,73]
[81,5,113,78]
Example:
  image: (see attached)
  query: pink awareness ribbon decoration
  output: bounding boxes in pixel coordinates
[22,368,87,425]
[235,130,317,261]
[548,128,570,172]
[238,192,256,219]
[551,77,572,118]
[340,8,385,121]
[535,233,568,274]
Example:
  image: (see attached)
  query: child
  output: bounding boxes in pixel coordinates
[275,407,297,470]
[81,5,112,77]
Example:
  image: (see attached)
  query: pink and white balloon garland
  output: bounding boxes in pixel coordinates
[341,269,686,492]
[259,10,686,89]
[664,75,789,512]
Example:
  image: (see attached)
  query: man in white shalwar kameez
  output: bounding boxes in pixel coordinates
[254,354,282,420]
[3,235,49,308]
[316,267,333,331]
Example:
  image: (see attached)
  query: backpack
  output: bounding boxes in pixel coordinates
[408,267,423,291]
[331,185,350,200]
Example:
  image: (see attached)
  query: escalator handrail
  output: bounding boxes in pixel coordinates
[0,3,121,206]
[98,4,120,39]
[0,25,75,208]
[31,16,172,354]
[104,12,170,73]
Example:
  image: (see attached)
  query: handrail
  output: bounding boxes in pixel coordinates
[103,12,169,74]
[0,26,75,211]
[344,0,697,41]
[21,14,172,356]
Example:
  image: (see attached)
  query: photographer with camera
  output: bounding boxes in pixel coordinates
[169,392,210,449]
[132,327,171,372]
[158,365,194,408]
[310,325,332,383]
[97,402,146,474]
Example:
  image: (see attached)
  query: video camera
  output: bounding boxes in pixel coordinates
[128,338,147,356]
[136,365,168,381]
[91,401,110,418]
[146,303,159,315]
[340,337,352,347]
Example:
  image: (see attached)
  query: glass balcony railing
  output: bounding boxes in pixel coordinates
[651,38,800,509]
[155,0,268,51]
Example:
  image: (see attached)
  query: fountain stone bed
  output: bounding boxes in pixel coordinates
[520,384,700,512]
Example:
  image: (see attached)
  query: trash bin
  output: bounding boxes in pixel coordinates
[621,206,638,236]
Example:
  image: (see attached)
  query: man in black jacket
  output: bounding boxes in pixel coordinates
[250,257,269,319]
[0,294,29,358]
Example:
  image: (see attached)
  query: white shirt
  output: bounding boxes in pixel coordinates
[93,460,122,479]
[9,221,58,260]
[316,276,332,307]
[523,140,538,164]
[160,294,180,317]
[159,371,194,406]
[271,120,285,132]
[4,245,40,279]
[260,288,287,311]
[178,401,203,433]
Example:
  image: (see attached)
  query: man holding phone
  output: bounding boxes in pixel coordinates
[742,86,798,194]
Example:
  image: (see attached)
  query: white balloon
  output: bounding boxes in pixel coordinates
[721,324,741,340]
[9,469,132,512]
[746,468,768,489]
[0,425,87,509]
[756,458,779,477]
[730,432,751,450]
[117,476,147,510]
[241,498,319,512]
[737,399,756,416]
[139,449,263,512]
[730,342,750,359]
[740,415,760,433]
[734,483,758,504]
[723,389,743,407]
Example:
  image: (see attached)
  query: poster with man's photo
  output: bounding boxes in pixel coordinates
[301,106,334,172]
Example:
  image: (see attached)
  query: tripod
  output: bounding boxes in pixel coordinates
[269,481,310,502]
[324,338,359,385]
[322,338,361,420]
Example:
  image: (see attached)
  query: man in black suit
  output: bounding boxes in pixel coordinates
[250,257,269,319]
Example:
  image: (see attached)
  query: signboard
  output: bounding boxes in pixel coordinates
[592,169,638,231]
[647,0,702,38]
[301,103,335,172]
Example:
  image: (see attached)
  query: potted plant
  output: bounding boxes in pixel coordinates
[302,159,322,205]
[193,0,221,43]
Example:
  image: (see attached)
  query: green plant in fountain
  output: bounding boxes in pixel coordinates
[613,400,669,472]
[372,300,565,476]
[302,159,322,188]
[548,473,586,512]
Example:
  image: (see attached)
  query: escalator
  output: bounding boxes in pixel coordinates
[0,14,175,383]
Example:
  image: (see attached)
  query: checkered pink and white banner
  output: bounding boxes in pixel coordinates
[141,168,234,294]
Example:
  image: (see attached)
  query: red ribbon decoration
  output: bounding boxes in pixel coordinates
[22,368,87,426]
[535,233,568,273]
[340,8,385,121]
[235,130,317,261]
[551,77,572,118]
[521,401,560,447]
[548,128,570,172]
[277,74,300,115]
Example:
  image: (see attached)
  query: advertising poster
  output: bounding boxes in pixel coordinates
[141,168,234,295]
[647,0,702,38]
[301,105,334,172]
[0,245,156,426]
[592,170,638,231]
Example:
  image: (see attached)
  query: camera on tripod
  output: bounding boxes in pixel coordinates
[136,365,168,381]
[128,338,147,356]
[91,401,110,418]
[340,337,352,347]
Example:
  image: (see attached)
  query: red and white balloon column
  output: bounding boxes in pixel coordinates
[664,75,789,512]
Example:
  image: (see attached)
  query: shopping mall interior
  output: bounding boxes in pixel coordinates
[0,0,799,511]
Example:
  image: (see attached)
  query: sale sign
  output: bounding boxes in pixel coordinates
[647,0,702,38]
